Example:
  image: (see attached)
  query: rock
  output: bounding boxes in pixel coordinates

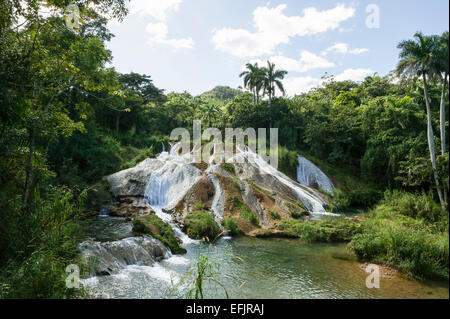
[106,158,165,198]
[78,236,168,276]
[109,196,153,217]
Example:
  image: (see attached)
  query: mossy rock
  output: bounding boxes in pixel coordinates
[133,214,187,254]
[184,210,221,241]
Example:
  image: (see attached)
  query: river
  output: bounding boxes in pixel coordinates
[80,216,449,299]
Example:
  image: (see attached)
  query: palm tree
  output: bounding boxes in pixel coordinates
[239,63,265,105]
[435,31,449,157]
[396,32,445,208]
[200,102,222,127]
[434,31,449,205]
[262,61,287,106]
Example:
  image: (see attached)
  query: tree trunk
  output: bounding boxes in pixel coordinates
[440,72,448,206]
[22,122,36,213]
[440,72,447,156]
[423,74,445,209]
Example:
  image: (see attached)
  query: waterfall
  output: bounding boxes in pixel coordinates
[232,145,338,216]
[144,144,202,245]
[207,170,226,227]
[78,236,169,276]
[297,156,335,194]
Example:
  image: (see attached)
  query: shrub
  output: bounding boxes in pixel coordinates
[220,163,235,174]
[382,190,444,223]
[290,210,310,219]
[348,192,449,280]
[133,214,186,254]
[223,218,242,235]
[269,210,281,220]
[184,210,221,241]
[277,218,363,242]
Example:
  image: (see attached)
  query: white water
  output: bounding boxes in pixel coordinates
[297,156,336,194]
[232,145,338,216]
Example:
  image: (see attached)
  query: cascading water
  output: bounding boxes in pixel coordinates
[297,156,335,194]
[232,145,338,216]
[144,145,202,245]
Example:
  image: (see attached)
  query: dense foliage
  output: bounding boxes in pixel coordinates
[0,0,448,297]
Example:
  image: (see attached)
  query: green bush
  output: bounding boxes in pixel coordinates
[277,218,363,242]
[349,214,449,280]
[184,210,221,241]
[290,210,310,219]
[269,210,281,220]
[0,187,86,298]
[222,217,242,235]
[347,191,449,280]
[382,190,444,223]
[133,214,186,254]
[220,163,235,174]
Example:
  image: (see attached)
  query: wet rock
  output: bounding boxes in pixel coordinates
[78,236,168,276]
[109,197,153,217]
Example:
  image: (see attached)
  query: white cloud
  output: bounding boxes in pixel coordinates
[130,0,182,20]
[146,23,194,50]
[322,43,368,56]
[283,76,323,96]
[334,68,373,82]
[280,68,373,96]
[244,50,334,73]
[212,4,355,58]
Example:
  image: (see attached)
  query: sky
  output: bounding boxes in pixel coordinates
[105,0,449,96]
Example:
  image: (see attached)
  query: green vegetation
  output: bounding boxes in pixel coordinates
[277,218,363,243]
[0,0,448,297]
[233,195,259,226]
[222,218,243,235]
[133,214,187,254]
[349,191,448,280]
[220,163,235,174]
[0,188,87,298]
[290,210,309,219]
[184,211,221,241]
[268,210,281,220]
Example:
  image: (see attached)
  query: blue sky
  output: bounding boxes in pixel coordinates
[105,0,449,96]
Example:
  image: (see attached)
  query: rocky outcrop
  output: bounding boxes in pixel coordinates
[78,236,168,276]
[109,197,154,217]
[106,158,165,198]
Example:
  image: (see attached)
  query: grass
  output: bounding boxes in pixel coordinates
[233,195,259,226]
[268,210,281,220]
[277,218,363,242]
[184,210,221,241]
[222,217,242,235]
[348,191,449,280]
[0,187,87,298]
[133,214,187,254]
[220,163,235,175]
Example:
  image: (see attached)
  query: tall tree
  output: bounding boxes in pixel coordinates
[435,32,449,157]
[396,32,445,208]
[239,63,264,105]
[262,61,287,106]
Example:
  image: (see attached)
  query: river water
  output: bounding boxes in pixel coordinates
[80,216,449,299]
